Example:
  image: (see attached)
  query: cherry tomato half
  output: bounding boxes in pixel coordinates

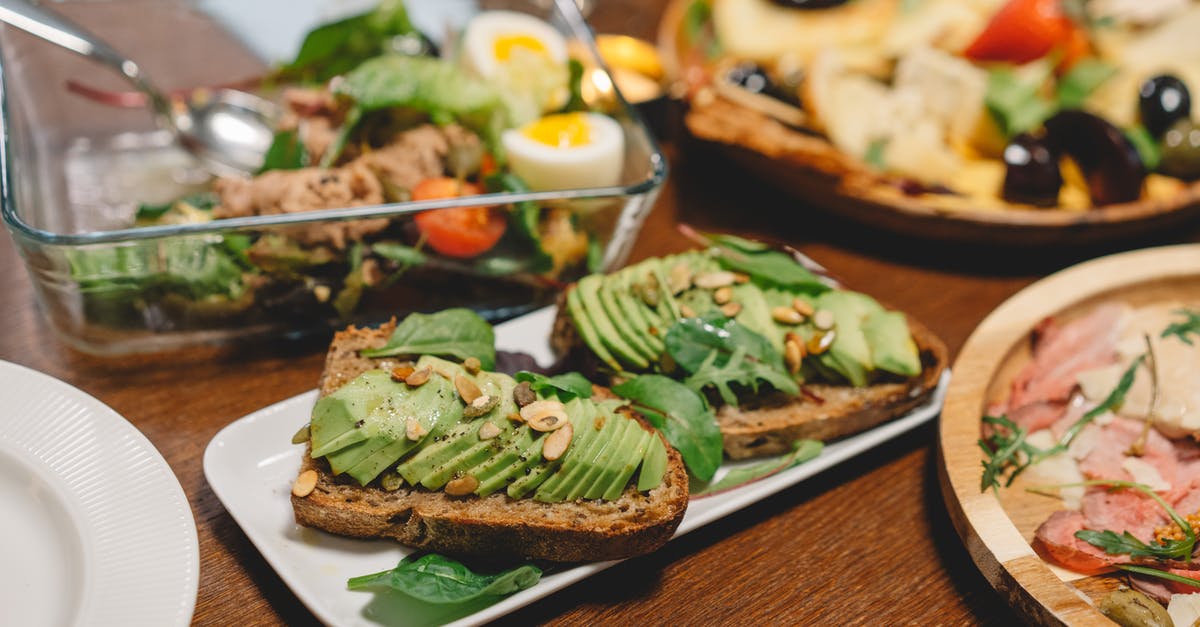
[411,177,507,259]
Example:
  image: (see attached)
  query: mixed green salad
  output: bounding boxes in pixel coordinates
[67,0,632,333]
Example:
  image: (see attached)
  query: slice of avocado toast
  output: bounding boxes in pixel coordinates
[291,315,690,563]
[553,234,949,459]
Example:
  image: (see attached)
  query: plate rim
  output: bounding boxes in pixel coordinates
[204,306,949,627]
[0,360,200,627]
[937,243,1200,625]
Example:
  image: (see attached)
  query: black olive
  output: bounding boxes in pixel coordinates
[769,0,849,7]
[1043,110,1145,206]
[1002,133,1062,207]
[1139,74,1191,137]
[1160,118,1200,180]
[726,62,801,107]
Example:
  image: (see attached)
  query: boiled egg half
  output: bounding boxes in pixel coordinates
[462,11,569,117]
[502,112,625,191]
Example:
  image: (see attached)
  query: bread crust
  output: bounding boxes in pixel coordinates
[292,325,689,562]
[551,287,949,459]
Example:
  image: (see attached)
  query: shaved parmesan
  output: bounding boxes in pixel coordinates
[1168,592,1200,627]
[1024,429,1085,509]
[1122,457,1171,492]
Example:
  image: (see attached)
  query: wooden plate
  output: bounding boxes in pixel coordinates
[656,0,1200,246]
[938,244,1200,624]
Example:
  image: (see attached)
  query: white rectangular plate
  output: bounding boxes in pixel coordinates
[205,307,948,626]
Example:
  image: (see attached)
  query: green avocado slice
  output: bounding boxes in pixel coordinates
[636,433,668,492]
[577,274,648,370]
[603,425,653,500]
[567,286,620,371]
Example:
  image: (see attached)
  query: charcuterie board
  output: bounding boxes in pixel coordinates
[939,244,1200,624]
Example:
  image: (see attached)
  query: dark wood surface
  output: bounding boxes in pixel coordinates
[4,2,1200,625]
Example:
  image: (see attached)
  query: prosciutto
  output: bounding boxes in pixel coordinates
[1007,303,1125,412]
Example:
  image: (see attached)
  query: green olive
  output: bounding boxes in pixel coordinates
[1160,118,1200,180]
[1098,589,1173,627]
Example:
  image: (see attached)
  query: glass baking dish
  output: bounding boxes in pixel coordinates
[0,0,665,355]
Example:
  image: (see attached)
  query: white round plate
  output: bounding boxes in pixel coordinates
[0,361,199,627]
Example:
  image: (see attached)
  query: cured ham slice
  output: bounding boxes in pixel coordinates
[1080,487,1168,541]
[1008,304,1125,411]
[1034,510,1127,575]
[1078,417,1178,496]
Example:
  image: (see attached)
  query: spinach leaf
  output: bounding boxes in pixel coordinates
[1162,309,1200,346]
[484,172,553,274]
[613,374,723,481]
[695,440,823,495]
[258,129,309,173]
[1056,59,1117,109]
[136,192,219,221]
[347,554,542,604]
[360,308,496,369]
[277,0,415,83]
[665,314,799,405]
[706,234,827,292]
[515,371,593,401]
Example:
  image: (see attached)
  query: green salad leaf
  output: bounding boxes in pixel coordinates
[347,554,542,604]
[258,129,309,173]
[695,440,823,495]
[515,371,593,401]
[1067,480,1196,561]
[277,0,416,83]
[371,241,428,267]
[1162,309,1200,346]
[360,308,496,369]
[562,58,588,113]
[985,64,1057,138]
[1125,125,1161,171]
[135,192,219,221]
[1055,59,1118,109]
[706,234,828,292]
[484,172,553,274]
[613,374,723,481]
[665,314,799,406]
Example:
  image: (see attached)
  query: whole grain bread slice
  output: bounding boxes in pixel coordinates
[551,292,949,459]
[291,323,690,563]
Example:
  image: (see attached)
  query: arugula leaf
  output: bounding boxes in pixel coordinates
[681,0,720,59]
[276,0,415,83]
[371,242,428,266]
[1161,309,1200,346]
[515,371,593,401]
[360,308,496,369]
[1119,565,1200,588]
[1125,125,1162,171]
[695,440,822,495]
[257,129,309,173]
[864,138,888,170]
[347,553,541,604]
[980,354,1145,492]
[705,234,828,292]
[985,64,1057,138]
[665,314,799,405]
[562,58,588,113]
[613,374,723,481]
[1056,59,1117,109]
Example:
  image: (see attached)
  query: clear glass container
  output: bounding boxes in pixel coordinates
[0,0,665,354]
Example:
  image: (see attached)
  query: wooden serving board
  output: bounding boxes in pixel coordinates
[939,244,1200,625]
[655,0,1200,246]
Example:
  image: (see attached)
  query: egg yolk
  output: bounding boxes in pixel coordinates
[493,33,549,61]
[523,113,592,148]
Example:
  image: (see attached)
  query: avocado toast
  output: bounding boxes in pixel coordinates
[551,235,948,459]
[290,316,689,563]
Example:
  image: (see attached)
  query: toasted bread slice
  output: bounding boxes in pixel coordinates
[291,323,690,563]
[551,291,948,459]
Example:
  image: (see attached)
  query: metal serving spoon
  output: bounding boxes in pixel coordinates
[0,0,277,175]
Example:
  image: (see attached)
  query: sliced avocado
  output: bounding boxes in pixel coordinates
[598,273,658,363]
[603,425,653,500]
[613,269,665,356]
[560,410,630,502]
[421,430,505,489]
[577,274,648,369]
[863,310,921,377]
[583,414,642,500]
[567,283,620,370]
[636,433,668,492]
[648,261,682,321]
[730,283,775,340]
[309,370,398,458]
[528,399,605,502]
[814,291,874,387]
[507,398,594,499]
[472,427,538,496]
[397,420,476,484]
[504,436,557,499]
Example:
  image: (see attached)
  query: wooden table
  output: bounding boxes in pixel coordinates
[4,2,1200,625]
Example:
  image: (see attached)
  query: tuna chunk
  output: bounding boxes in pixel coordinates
[356,124,481,191]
